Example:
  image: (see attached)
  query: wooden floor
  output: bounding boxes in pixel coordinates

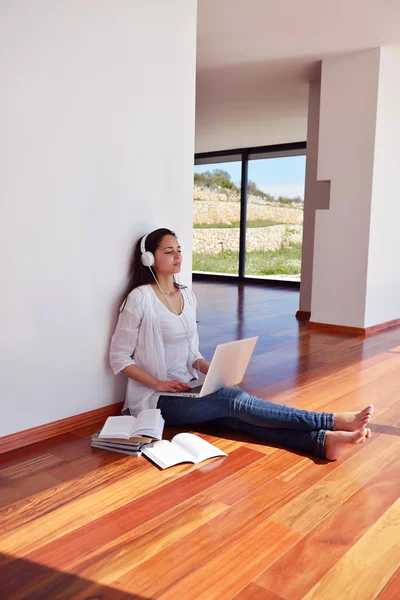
[1,281,400,600]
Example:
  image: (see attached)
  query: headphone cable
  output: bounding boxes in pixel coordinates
[149,267,201,374]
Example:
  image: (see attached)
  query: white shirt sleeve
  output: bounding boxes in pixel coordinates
[109,289,144,375]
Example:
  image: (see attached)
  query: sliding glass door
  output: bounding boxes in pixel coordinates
[193,143,305,283]
[245,153,305,282]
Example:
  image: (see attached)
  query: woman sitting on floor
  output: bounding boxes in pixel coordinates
[110,228,373,461]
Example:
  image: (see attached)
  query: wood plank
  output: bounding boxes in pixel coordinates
[0,556,141,600]
[272,429,400,534]
[0,472,63,509]
[314,372,400,414]
[198,428,273,453]
[0,453,65,483]
[376,568,400,600]
[35,433,96,462]
[0,432,95,470]
[257,349,400,406]
[265,354,400,413]
[233,583,285,600]
[277,400,399,490]
[204,450,303,505]
[111,478,301,598]
[244,440,290,455]
[302,498,400,600]
[158,520,300,600]
[0,443,65,469]
[275,438,369,491]
[0,452,148,535]
[20,447,262,566]
[47,449,125,482]
[256,454,400,599]
[248,330,360,373]
[4,495,228,599]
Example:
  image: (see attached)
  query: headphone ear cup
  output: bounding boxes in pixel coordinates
[141,251,155,267]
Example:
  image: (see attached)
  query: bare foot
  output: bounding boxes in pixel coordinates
[324,428,371,460]
[333,405,374,432]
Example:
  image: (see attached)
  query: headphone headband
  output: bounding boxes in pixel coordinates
[140,233,148,255]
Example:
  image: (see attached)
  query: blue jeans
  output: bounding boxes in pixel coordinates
[157,387,335,459]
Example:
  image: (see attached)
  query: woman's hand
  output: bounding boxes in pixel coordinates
[154,379,192,393]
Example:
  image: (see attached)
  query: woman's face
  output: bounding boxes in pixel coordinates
[154,235,182,276]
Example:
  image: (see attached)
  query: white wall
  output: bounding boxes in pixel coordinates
[311,49,381,327]
[365,47,400,327]
[195,68,308,152]
[0,0,198,437]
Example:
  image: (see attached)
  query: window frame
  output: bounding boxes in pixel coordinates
[193,142,306,287]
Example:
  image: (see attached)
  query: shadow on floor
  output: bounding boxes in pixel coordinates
[369,423,400,436]
[0,552,152,600]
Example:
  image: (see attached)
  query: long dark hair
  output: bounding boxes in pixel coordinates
[119,227,182,311]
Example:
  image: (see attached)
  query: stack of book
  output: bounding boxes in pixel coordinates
[91,409,164,456]
[91,408,228,469]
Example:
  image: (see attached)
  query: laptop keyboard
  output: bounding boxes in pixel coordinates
[189,385,203,394]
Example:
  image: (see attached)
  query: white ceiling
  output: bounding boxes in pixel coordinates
[197,0,400,80]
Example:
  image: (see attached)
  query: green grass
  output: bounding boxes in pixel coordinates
[194,219,284,229]
[192,243,302,276]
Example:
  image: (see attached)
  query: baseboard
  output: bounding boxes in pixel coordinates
[0,402,123,455]
[308,321,365,335]
[295,310,311,321]
[308,318,400,336]
[364,318,400,336]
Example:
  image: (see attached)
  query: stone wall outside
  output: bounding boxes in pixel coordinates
[193,199,303,226]
[193,225,303,254]
[193,185,303,207]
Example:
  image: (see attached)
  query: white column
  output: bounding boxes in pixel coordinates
[310,49,381,329]
[298,75,330,317]
[364,47,400,327]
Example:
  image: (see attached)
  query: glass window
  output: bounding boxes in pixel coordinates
[245,155,305,282]
[193,158,242,277]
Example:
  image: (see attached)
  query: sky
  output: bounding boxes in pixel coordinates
[194,155,306,200]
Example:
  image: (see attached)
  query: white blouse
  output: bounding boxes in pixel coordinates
[109,284,203,416]
[153,295,193,383]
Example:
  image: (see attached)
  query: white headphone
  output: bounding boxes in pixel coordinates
[140,234,155,267]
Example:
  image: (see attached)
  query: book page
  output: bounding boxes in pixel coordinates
[171,433,227,463]
[135,409,161,435]
[142,440,194,469]
[99,416,137,439]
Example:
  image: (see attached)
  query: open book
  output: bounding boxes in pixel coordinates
[99,409,164,441]
[141,433,227,469]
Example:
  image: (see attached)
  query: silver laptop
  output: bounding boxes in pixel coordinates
[162,336,258,398]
